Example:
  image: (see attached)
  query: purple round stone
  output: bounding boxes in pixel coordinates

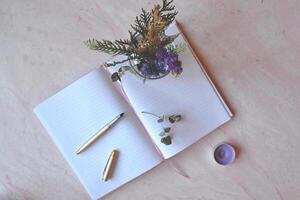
[214,143,236,165]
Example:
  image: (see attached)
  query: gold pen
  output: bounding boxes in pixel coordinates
[76,112,124,154]
[102,150,119,181]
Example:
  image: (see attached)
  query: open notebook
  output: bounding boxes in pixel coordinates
[34,22,232,200]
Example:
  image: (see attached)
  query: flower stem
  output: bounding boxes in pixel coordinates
[106,58,131,67]
[141,111,161,119]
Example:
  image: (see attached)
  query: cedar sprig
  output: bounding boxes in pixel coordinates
[114,39,131,46]
[84,39,135,56]
[159,0,178,25]
[160,0,175,11]
[85,0,178,61]
[128,30,139,48]
[130,8,151,39]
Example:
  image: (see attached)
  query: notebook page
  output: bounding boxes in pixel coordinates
[107,23,232,159]
[34,68,162,200]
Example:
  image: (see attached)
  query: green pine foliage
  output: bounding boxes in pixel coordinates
[159,0,178,24]
[130,8,151,39]
[84,39,135,56]
[167,43,187,54]
[85,0,178,60]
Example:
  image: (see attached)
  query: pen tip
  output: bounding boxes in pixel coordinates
[76,149,82,155]
[120,112,125,117]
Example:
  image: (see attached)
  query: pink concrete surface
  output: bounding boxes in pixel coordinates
[1,0,300,199]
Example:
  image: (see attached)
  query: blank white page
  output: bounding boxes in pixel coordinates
[108,23,232,159]
[34,68,162,200]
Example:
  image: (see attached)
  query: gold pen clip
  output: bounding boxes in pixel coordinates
[102,150,119,182]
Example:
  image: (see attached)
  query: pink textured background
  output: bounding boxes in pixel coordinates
[1,0,300,199]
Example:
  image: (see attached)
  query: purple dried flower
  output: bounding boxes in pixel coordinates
[163,52,183,76]
[137,47,183,78]
[156,48,169,62]
[137,57,168,78]
[168,61,183,75]
[164,52,178,64]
